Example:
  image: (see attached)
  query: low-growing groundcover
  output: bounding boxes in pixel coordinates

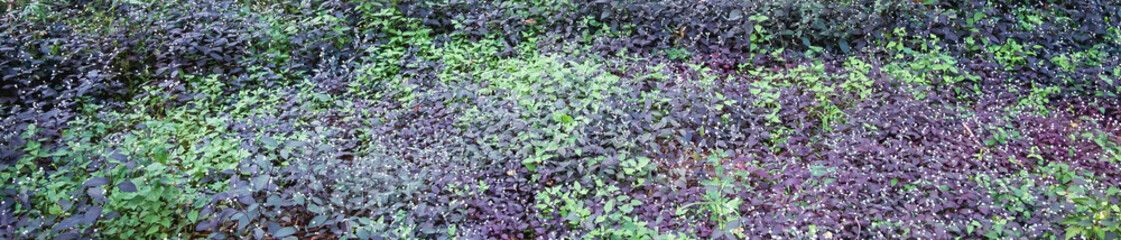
[2,0,1120,239]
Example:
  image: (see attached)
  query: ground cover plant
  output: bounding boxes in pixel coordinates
[1,0,1120,239]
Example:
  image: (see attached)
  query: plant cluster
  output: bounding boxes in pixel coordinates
[1,0,1119,239]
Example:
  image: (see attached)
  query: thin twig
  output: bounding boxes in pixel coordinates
[963,121,982,147]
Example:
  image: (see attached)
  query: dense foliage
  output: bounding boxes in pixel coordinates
[2,0,1120,239]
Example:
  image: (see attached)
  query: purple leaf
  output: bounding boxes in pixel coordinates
[117,180,137,193]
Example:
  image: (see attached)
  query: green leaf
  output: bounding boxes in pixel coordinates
[188,210,199,222]
[1065,226,1082,240]
[143,215,160,223]
[619,204,633,214]
[984,231,999,239]
[261,136,278,149]
[153,146,169,164]
[636,156,650,168]
[562,115,574,125]
[521,158,537,172]
[49,205,61,215]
